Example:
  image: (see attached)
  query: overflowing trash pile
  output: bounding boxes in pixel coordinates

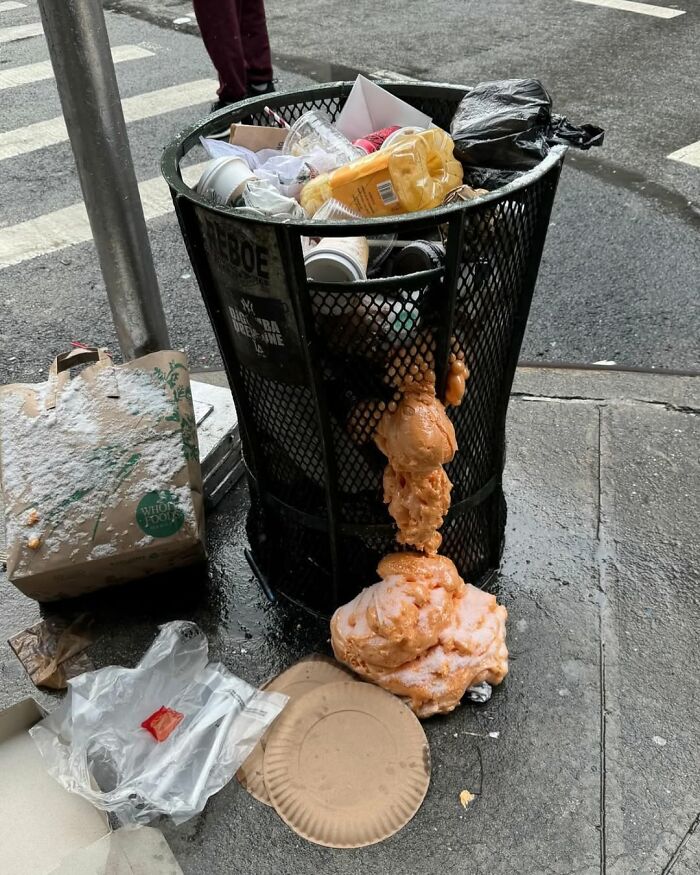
[194,75,602,284]
[0,77,605,862]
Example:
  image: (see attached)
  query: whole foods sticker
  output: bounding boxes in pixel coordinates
[136,490,184,538]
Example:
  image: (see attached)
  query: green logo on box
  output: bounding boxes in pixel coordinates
[136,490,184,538]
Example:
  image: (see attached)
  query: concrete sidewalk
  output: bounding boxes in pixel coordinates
[0,366,698,874]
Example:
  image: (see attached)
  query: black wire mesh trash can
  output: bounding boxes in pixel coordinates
[162,82,566,616]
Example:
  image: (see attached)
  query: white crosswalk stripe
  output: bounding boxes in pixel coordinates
[0,79,216,161]
[0,21,43,42]
[667,140,700,169]
[0,2,28,13]
[0,164,205,269]
[0,44,154,90]
[572,0,685,18]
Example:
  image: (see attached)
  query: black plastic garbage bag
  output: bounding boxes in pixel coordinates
[451,79,604,169]
[462,166,526,191]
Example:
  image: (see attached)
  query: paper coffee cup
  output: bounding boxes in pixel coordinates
[196,157,255,204]
[304,237,369,283]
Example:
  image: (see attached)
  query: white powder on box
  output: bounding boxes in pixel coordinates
[0,364,196,568]
[134,535,155,548]
[89,543,118,560]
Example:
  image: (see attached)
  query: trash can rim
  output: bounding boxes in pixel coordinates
[160,80,567,231]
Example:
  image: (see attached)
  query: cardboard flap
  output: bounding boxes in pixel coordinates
[0,699,110,875]
[48,828,183,875]
[229,123,287,151]
[0,699,183,875]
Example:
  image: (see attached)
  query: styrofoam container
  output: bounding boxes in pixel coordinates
[196,156,255,204]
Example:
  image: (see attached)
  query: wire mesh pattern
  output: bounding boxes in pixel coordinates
[166,83,564,615]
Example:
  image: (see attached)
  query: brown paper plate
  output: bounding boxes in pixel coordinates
[237,655,354,806]
[264,681,431,848]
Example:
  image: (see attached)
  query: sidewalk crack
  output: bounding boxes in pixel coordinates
[597,404,607,875]
[660,811,700,874]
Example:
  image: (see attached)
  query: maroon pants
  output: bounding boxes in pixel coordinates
[193,0,273,102]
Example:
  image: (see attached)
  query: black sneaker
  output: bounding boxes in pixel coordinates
[246,79,276,98]
[210,98,235,114]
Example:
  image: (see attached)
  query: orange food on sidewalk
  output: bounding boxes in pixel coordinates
[331,553,508,717]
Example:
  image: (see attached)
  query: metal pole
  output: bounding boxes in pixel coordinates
[37,0,170,359]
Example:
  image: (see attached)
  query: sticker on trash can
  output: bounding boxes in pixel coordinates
[197,213,306,383]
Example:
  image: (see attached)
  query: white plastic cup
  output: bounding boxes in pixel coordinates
[196,157,255,204]
[304,236,369,283]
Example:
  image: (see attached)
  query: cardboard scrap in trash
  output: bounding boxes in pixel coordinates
[336,75,432,142]
[0,698,183,875]
[229,123,287,152]
[8,615,94,690]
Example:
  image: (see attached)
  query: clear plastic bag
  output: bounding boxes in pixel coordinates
[29,621,287,825]
[199,135,280,168]
[242,178,307,219]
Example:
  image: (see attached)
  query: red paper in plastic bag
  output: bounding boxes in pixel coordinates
[141,706,184,742]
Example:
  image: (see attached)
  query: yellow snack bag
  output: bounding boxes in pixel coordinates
[301,129,463,218]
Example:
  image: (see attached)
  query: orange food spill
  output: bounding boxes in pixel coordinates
[331,553,508,717]
[374,358,465,554]
[445,359,469,407]
[383,466,451,555]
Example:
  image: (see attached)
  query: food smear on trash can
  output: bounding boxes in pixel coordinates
[331,552,508,717]
[445,359,469,407]
[335,341,507,717]
[375,354,466,554]
[376,379,455,555]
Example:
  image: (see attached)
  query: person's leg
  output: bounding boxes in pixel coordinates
[192,0,247,102]
[238,0,273,88]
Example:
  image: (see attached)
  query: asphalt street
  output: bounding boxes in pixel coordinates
[0,0,698,386]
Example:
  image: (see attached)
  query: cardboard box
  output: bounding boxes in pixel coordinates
[0,349,205,602]
[0,699,183,875]
[229,123,287,151]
